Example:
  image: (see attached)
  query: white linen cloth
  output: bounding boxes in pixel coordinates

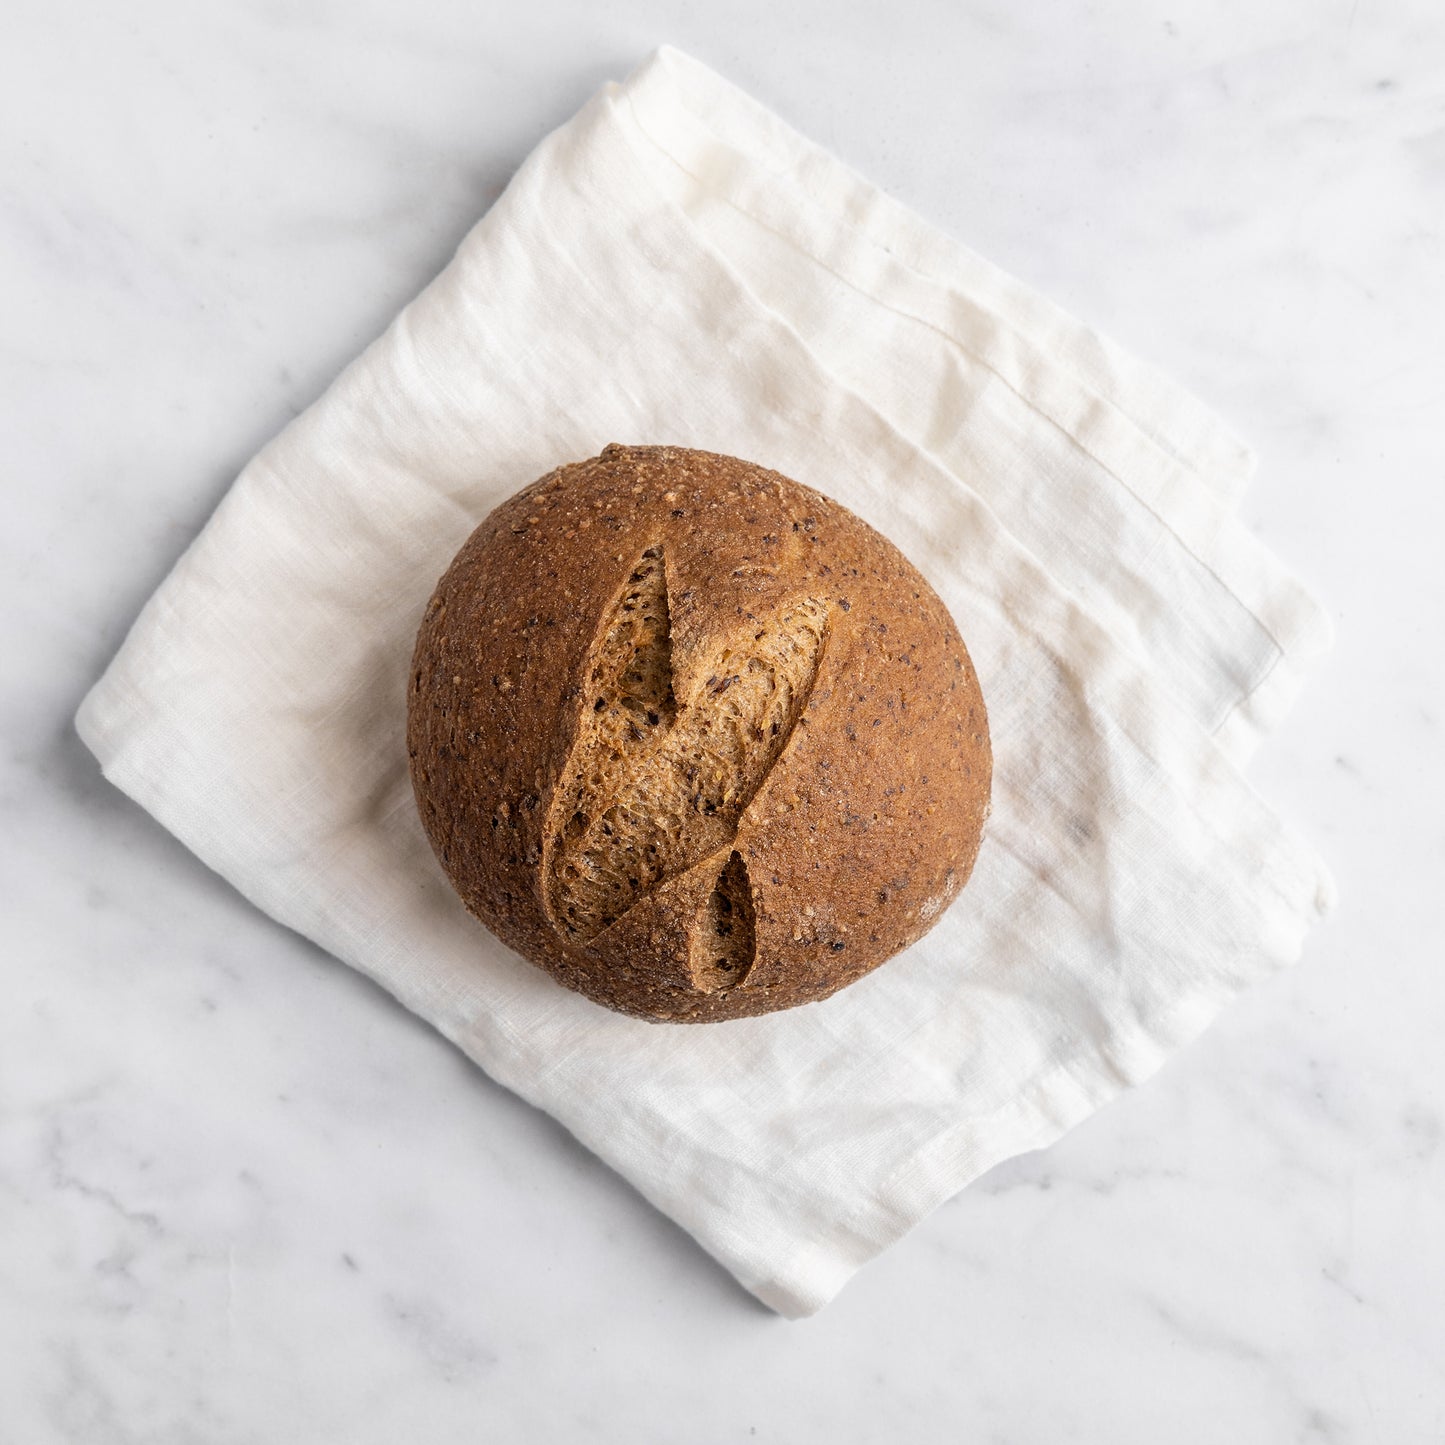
[76,46,1334,1317]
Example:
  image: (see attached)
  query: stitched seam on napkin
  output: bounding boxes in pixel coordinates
[1213,645,1285,745]
[618,93,1292,677]
[637,47,1257,499]
[619,90,1262,568]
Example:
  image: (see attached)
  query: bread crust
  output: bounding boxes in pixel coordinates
[407,445,991,1022]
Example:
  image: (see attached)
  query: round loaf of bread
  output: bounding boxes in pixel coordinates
[407,444,991,1022]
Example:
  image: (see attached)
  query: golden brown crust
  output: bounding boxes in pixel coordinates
[407,445,991,1022]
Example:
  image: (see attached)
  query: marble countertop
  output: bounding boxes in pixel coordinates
[3,2,1441,1440]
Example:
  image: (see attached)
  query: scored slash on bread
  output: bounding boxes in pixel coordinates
[542,541,829,991]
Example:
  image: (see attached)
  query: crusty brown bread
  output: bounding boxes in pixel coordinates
[407,444,991,1022]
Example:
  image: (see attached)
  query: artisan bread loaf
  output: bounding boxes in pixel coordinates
[407,444,991,1022]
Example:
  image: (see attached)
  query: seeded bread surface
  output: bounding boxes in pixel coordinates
[407,444,991,1022]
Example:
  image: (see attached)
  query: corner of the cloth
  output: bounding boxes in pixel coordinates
[73,672,113,768]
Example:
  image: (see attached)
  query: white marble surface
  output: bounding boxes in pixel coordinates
[2,0,1441,1439]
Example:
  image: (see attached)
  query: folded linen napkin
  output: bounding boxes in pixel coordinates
[77,46,1333,1317]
